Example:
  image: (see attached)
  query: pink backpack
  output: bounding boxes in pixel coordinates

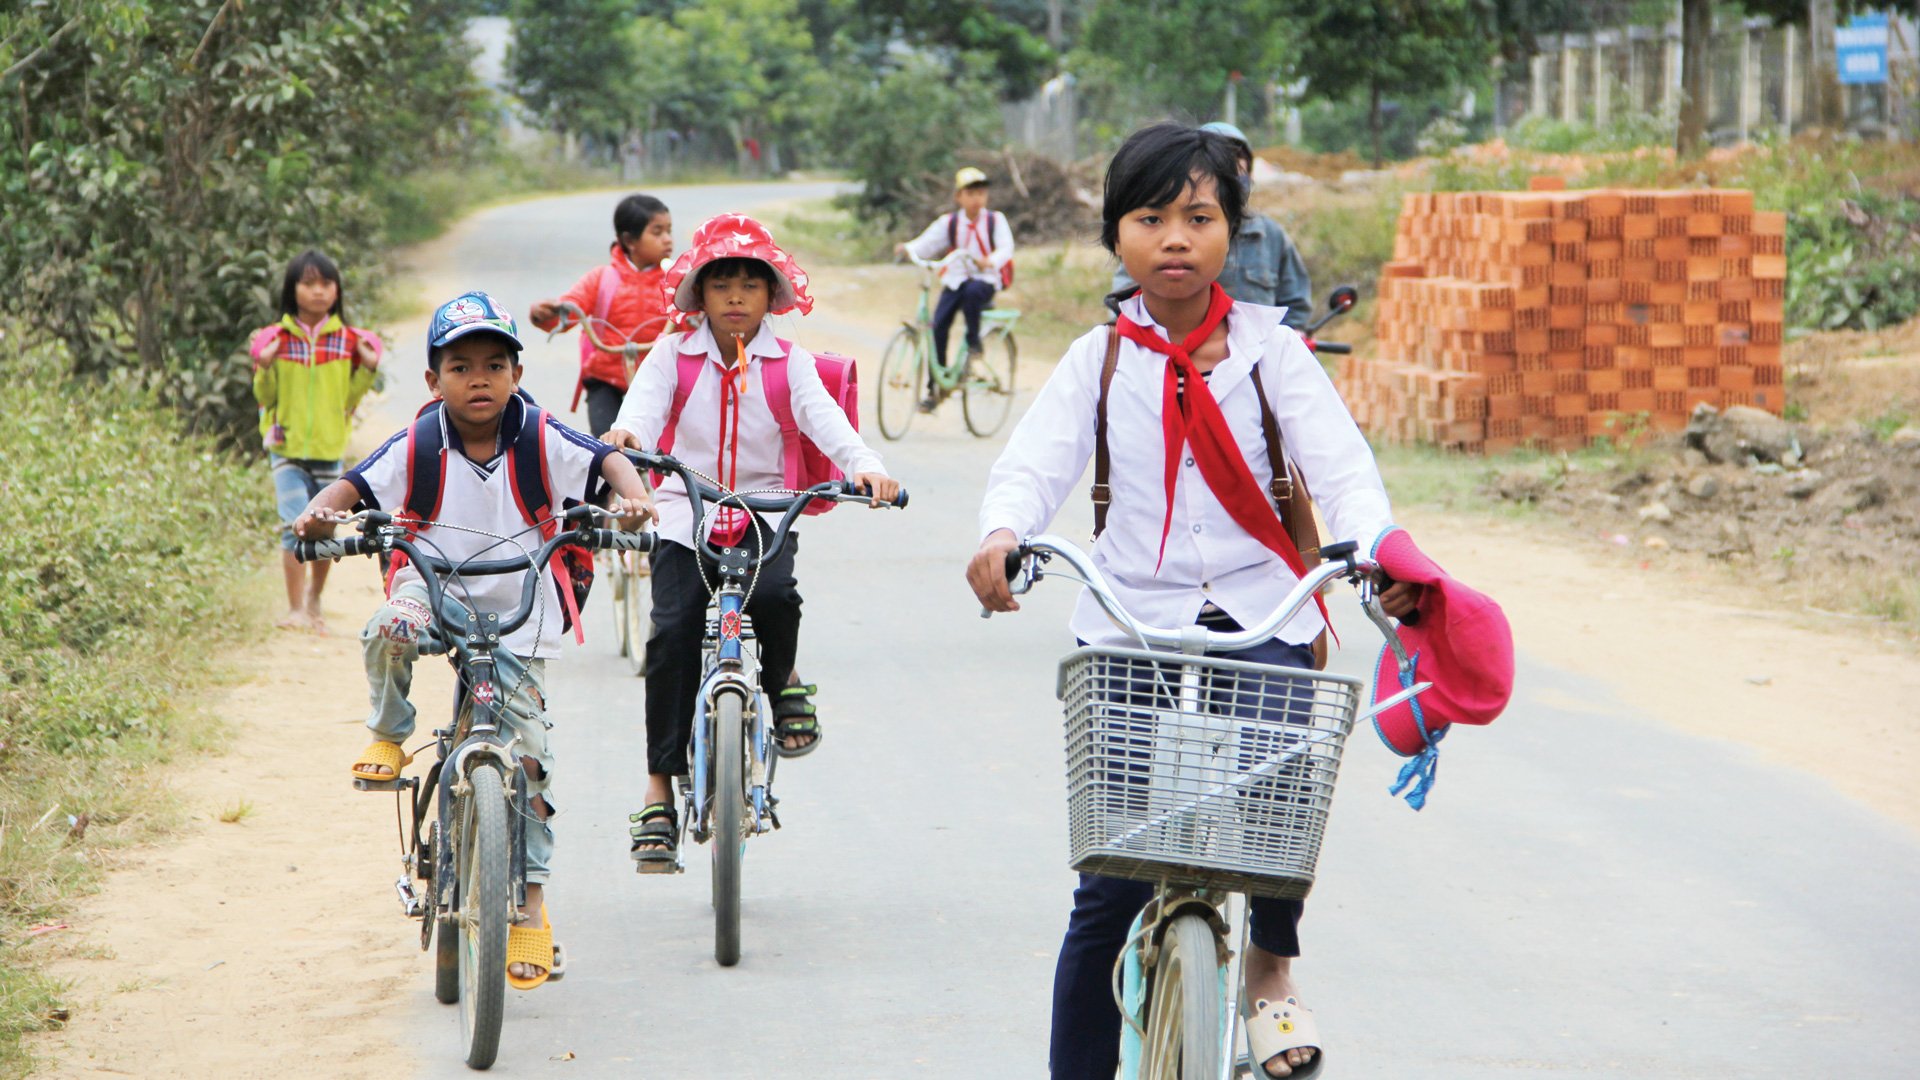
[660,339,860,521]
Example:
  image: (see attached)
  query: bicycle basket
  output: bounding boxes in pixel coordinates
[1056,647,1362,900]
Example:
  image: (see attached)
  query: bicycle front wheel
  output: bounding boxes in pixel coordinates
[711,690,747,967]
[1141,913,1223,1080]
[875,327,922,441]
[961,327,1018,438]
[456,764,510,1069]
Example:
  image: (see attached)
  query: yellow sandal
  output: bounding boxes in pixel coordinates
[349,740,412,782]
[506,905,556,991]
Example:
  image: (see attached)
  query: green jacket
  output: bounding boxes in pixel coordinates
[250,314,381,460]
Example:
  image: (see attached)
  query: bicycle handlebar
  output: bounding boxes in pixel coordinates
[999,534,1415,674]
[1309,341,1351,355]
[293,506,657,641]
[620,448,906,569]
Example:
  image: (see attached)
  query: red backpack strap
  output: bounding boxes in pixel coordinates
[761,341,803,491]
[573,265,626,411]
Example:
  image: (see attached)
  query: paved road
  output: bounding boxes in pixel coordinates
[376,184,1920,1078]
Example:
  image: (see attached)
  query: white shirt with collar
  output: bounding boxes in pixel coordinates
[610,319,884,552]
[906,209,1016,291]
[978,295,1396,648]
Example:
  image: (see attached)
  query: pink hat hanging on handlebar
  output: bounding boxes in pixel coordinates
[1367,526,1515,810]
[660,214,814,317]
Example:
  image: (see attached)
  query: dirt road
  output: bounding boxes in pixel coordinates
[28,183,1920,1078]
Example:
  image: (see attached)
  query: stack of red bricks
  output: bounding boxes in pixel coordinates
[1337,184,1787,453]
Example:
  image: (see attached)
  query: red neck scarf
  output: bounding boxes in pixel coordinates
[1114,285,1328,622]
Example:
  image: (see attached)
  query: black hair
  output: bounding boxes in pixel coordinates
[614,194,670,244]
[692,257,779,297]
[960,180,990,192]
[428,331,521,372]
[1098,122,1246,254]
[279,249,345,320]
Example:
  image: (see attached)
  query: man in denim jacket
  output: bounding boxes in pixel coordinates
[1110,121,1312,329]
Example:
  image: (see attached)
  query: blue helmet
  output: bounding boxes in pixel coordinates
[1199,120,1252,152]
[427,291,524,360]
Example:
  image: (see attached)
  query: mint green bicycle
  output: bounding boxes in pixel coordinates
[875,251,1020,440]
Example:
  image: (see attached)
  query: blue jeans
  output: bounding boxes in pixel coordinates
[270,455,340,552]
[1049,631,1315,1080]
[362,581,557,883]
[931,278,996,380]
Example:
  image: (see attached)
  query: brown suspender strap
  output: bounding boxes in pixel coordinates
[1247,364,1291,505]
[1090,324,1121,539]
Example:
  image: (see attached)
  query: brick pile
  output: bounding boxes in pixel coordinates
[1338,185,1787,453]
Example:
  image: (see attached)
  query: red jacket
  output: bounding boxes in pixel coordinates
[531,245,670,393]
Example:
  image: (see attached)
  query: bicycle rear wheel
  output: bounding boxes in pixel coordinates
[1141,913,1223,1080]
[430,820,459,1004]
[875,327,921,441]
[711,691,746,966]
[962,327,1018,438]
[610,555,632,659]
[623,557,652,677]
[456,764,510,1069]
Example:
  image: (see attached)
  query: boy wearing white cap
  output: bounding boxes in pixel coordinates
[897,166,1017,411]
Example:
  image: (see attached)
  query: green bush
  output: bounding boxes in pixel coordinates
[1785,191,1920,331]
[826,51,1002,233]
[0,325,268,1070]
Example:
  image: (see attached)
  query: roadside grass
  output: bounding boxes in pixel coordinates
[0,325,270,1073]
[216,800,255,825]
[376,139,625,249]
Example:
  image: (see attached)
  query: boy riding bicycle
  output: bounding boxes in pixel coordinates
[293,292,656,988]
[967,124,1419,1079]
[603,214,900,869]
[896,166,1016,412]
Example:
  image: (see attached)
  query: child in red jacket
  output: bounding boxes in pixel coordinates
[530,194,675,436]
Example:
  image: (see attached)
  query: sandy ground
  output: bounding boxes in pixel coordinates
[23,250,1920,1077]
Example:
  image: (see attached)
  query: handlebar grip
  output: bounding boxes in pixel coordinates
[587,529,657,553]
[295,535,369,563]
[840,481,909,509]
[1003,548,1026,580]
[1313,342,1352,354]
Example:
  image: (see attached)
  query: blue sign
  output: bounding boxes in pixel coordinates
[1837,12,1889,86]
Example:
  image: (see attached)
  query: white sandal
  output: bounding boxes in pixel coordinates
[1246,996,1324,1078]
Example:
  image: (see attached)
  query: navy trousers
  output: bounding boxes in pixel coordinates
[931,279,995,389]
[1048,632,1316,1079]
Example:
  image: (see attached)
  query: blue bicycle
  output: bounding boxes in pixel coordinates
[620,448,907,966]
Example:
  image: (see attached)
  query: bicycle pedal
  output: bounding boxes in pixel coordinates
[393,876,423,918]
[352,777,403,792]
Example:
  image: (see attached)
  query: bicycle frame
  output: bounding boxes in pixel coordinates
[902,252,1020,395]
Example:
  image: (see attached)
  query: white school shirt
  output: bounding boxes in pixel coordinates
[348,395,612,660]
[905,209,1016,291]
[609,320,885,552]
[977,295,1396,648]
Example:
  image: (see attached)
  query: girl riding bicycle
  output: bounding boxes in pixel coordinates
[530,193,675,437]
[966,122,1419,1079]
[603,214,900,869]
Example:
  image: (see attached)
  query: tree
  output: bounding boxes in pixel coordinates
[826,51,1001,229]
[509,0,636,143]
[1071,0,1286,124]
[0,0,482,440]
[1273,0,1498,166]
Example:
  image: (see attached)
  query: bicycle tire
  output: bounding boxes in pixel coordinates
[624,561,652,678]
[712,690,746,967]
[962,327,1018,438]
[456,764,510,1069]
[875,327,921,441]
[1141,913,1223,1080]
[430,820,460,1004]
[609,555,631,659]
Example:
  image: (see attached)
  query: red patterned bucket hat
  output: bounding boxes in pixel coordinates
[661,213,814,317]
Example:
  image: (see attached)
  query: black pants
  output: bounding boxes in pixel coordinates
[643,535,803,777]
[931,279,996,389]
[1049,632,1315,1079]
[583,378,625,439]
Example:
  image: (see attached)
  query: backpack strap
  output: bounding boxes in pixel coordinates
[1246,364,1293,507]
[1249,360,1330,668]
[572,265,626,411]
[503,396,587,644]
[1090,324,1122,541]
[658,350,706,454]
[760,340,804,491]
[387,402,449,594]
[946,211,959,253]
